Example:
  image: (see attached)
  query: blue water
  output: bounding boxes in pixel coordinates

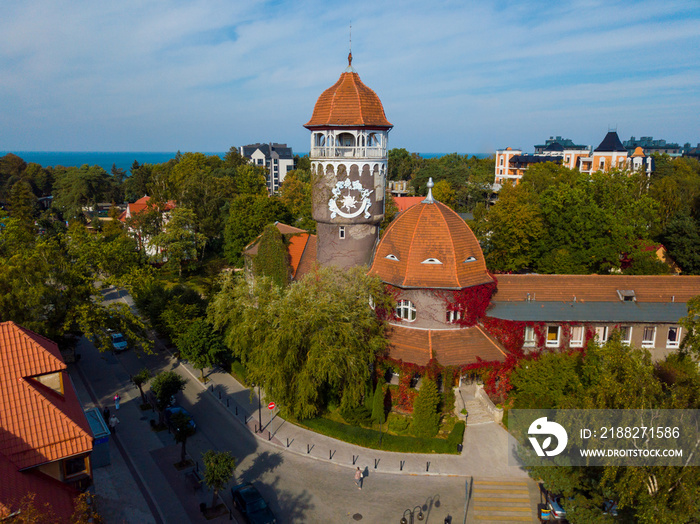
[2,151,489,174]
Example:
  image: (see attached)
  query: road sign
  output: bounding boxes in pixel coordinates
[268,402,276,410]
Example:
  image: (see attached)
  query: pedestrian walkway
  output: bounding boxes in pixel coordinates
[468,479,538,523]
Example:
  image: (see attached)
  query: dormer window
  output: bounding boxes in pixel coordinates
[464,256,477,263]
[385,254,399,261]
[617,290,636,302]
[421,258,442,265]
[34,372,64,395]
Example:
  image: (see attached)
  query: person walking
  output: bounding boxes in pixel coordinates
[109,414,120,434]
[102,406,110,423]
[114,393,121,410]
[354,467,363,490]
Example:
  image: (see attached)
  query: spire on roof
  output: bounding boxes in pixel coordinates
[345,24,356,73]
[422,177,435,204]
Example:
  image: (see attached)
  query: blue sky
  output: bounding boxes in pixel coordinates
[1,0,698,154]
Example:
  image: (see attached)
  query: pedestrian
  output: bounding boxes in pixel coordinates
[114,393,121,410]
[109,414,120,434]
[354,467,363,490]
[102,406,110,423]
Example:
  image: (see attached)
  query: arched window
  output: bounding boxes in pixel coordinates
[446,310,461,323]
[315,133,325,147]
[396,299,416,321]
[336,133,355,147]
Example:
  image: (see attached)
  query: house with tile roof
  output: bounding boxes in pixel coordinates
[243,222,317,283]
[119,195,176,258]
[0,321,93,521]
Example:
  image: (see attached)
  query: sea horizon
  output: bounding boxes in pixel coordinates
[1,150,491,174]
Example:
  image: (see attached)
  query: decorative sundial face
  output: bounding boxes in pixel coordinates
[328,177,373,219]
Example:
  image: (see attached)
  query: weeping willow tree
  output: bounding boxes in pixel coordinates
[208,266,393,419]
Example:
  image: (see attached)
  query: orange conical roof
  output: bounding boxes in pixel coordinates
[369,199,493,289]
[631,146,646,158]
[305,54,392,129]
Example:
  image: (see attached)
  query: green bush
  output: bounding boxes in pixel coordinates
[447,421,465,445]
[387,413,410,433]
[412,379,441,437]
[299,417,460,454]
[340,405,372,426]
[371,383,386,424]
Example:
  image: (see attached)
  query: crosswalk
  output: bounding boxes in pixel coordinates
[469,479,536,523]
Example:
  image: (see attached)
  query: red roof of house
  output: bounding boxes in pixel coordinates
[119,196,176,222]
[493,274,700,303]
[369,201,493,289]
[0,322,92,520]
[304,56,392,129]
[386,325,506,366]
[393,197,424,212]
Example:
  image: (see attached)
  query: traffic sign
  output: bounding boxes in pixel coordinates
[268,402,276,410]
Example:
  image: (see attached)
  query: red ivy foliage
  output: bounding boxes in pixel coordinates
[451,281,498,327]
[375,284,402,322]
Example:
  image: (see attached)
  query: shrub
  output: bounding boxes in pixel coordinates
[371,383,386,424]
[387,413,410,433]
[411,379,441,438]
[447,420,466,445]
[340,405,372,426]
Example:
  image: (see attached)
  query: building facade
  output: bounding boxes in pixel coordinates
[239,142,295,194]
[304,53,392,269]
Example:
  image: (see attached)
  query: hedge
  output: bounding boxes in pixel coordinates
[298,417,466,454]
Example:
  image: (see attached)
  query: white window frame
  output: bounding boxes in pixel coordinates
[666,327,681,349]
[396,299,416,322]
[546,325,560,347]
[595,326,608,343]
[446,310,461,324]
[641,326,656,348]
[620,326,632,345]
[570,326,584,348]
[339,226,345,239]
[523,326,536,348]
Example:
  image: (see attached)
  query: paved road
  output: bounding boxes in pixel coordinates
[69,287,540,523]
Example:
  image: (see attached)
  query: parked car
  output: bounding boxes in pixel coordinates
[231,482,276,524]
[164,406,196,434]
[546,491,568,520]
[111,332,128,352]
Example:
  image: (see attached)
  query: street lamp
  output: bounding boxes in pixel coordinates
[251,383,262,433]
[400,506,424,524]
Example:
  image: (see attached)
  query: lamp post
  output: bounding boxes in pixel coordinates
[251,383,262,433]
[400,506,424,524]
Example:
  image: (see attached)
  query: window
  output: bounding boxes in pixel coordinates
[523,326,535,347]
[385,254,399,261]
[667,327,681,349]
[595,326,608,343]
[396,300,416,322]
[570,326,584,347]
[464,256,477,263]
[642,326,656,348]
[64,455,89,478]
[421,258,442,264]
[546,326,560,347]
[620,326,632,345]
[446,310,461,323]
[599,159,605,170]
[499,157,504,166]
[339,226,345,239]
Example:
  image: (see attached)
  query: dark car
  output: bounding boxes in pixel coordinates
[231,482,276,524]
[164,406,196,433]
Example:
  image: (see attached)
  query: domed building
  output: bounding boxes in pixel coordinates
[368,180,507,366]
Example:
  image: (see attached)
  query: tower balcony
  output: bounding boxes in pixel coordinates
[310,146,386,159]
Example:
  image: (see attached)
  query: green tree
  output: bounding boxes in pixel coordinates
[176,319,228,380]
[251,224,291,287]
[680,295,700,358]
[662,212,700,274]
[150,371,187,423]
[170,411,197,465]
[123,162,153,202]
[371,382,386,424]
[132,368,152,405]
[223,195,291,266]
[202,450,236,508]
[279,170,314,230]
[8,180,37,226]
[387,148,417,180]
[209,267,392,419]
[411,378,440,437]
[52,165,111,221]
[151,207,206,275]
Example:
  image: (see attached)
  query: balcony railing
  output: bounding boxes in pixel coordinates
[310,146,386,159]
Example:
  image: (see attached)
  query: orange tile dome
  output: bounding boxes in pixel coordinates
[304,54,392,129]
[369,199,493,289]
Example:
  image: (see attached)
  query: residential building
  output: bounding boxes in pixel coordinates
[0,321,93,521]
[304,52,392,269]
[243,222,317,283]
[118,195,176,258]
[239,143,295,194]
[623,136,682,156]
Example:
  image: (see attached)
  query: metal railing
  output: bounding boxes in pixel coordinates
[310,146,386,159]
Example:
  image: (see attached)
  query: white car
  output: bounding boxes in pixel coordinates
[111,333,128,352]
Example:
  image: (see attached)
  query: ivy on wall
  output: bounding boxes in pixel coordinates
[252,224,291,287]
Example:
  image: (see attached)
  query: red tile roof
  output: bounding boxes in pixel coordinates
[0,322,92,470]
[304,64,392,129]
[386,325,507,366]
[369,201,493,289]
[243,223,318,280]
[393,197,424,212]
[493,274,700,303]
[119,196,176,222]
